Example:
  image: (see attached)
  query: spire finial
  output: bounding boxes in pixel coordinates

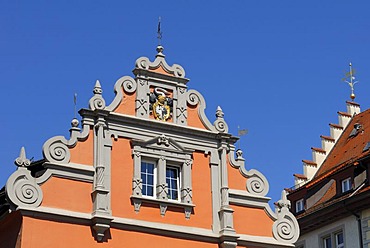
[15,147,31,167]
[93,80,102,95]
[156,17,165,57]
[71,92,79,128]
[344,62,359,101]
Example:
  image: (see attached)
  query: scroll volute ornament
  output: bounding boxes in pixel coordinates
[6,147,43,208]
[273,190,300,243]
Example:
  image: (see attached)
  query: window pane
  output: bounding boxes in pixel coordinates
[324,237,331,248]
[147,186,153,196]
[336,232,344,247]
[147,174,153,185]
[141,162,155,197]
[166,167,179,200]
[296,199,304,212]
[142,186,147,196]
[342,178,351,193]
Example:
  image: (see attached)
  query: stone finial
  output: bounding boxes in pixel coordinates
[236,149,243,160]
[276,190,291,213]
[89,80,106,110]
[213,106,228,133]
[273,189,300,243]
[156,45,165,58]
[71,118,79,128]
[215,106,224,118]
[93,80,103,95]
[14,147,31,167]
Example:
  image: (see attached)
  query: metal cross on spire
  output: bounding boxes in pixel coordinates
[157,16,162,46]
[343,62,359,101]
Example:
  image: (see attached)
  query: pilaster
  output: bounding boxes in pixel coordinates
[218,139,236,238]
[92,111,112,241]
[176,86,188,125]
[135,77,150,118]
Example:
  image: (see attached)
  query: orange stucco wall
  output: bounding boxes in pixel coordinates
[187,104,207,130]
[21,216,218,248]
[110,137,212,229]
[227,157,248,190]
[150,65,173,76]
[114,88,136,116]
[0,211,22,248]
[69,129,94,166]
[40,177,92,213]
[232,205,273,237]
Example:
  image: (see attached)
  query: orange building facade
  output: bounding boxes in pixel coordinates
[0,46,299,248]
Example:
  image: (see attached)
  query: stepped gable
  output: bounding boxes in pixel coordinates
[293,101,360,188]
[312,108,370,181]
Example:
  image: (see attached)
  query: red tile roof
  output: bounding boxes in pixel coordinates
[314,109,370,179]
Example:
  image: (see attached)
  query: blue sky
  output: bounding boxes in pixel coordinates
[1,1,370,205]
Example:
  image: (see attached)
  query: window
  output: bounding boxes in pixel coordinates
[141,161,155,197]
[335,232,344,248]
[341,177,351,193]
[166,166,180,201]
[321,230,344,248]
[131,135,194,219]
[323,236,332,248]
[140,162,180,201]
[296,198,304,213]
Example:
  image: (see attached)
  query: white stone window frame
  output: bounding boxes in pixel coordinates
[130,136,194,219]
[319,226,345,248]
[166,165,181,202]
[140,160,157,198]
[341,177,351,193]
[295,198,304,213]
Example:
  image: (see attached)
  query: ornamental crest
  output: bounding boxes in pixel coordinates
[149,87,173,121]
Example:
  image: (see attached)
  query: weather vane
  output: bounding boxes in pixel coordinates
[343,62,359,101]
[157,16,162,46]
[237,126,248,150]
[74,93,77,118]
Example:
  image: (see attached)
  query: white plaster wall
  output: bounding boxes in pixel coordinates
[338,115,351,128]
[330,127,343,140]
[297,215,360,248]
[312,150,326,166]
[321,139,334,153]
[303,164,317,181]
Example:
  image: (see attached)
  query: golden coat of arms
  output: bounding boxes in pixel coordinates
[149,88,173,121]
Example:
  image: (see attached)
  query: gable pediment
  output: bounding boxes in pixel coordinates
[131,134,192,154]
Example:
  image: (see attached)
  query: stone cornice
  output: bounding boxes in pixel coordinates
[16,206,295,247]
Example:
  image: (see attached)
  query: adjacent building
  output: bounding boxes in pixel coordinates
[0,45,299,248]
[288,100,370,248]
